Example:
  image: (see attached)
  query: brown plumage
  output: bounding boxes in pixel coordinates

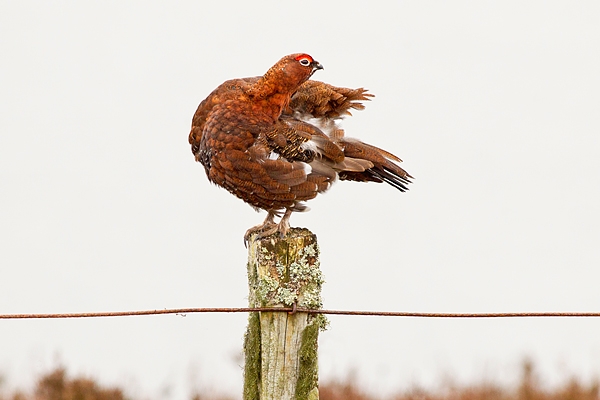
[189,53,413,241]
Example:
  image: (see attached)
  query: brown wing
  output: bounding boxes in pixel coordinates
[270,117,381,174]
[286,80,413,191]
[286,80,373,120]
[337,139,413,191]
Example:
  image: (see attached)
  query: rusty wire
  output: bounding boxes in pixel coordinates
[2,308,600,320]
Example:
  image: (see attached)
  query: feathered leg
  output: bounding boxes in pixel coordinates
[276,208,293,238]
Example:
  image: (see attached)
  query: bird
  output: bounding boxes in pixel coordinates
[188,53,412,242]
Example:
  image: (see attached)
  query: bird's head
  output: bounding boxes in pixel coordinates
[246,53,323,112]
[256,53,323,95]
[287,53,324,80]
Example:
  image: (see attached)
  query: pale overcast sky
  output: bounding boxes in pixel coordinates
[1,1,599,399]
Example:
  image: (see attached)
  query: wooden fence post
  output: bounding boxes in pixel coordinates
[243,228,326,400]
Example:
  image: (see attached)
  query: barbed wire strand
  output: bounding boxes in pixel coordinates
[2,308,600,320]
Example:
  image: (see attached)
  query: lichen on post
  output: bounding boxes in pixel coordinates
[244,228,326,400]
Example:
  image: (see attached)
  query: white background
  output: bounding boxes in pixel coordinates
[1,1,599,398]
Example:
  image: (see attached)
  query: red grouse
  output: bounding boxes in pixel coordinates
[189,53,412,241]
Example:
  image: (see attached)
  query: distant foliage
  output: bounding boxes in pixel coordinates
[1,360,598,400]
[1,367,125,400]
[320,360,600,400]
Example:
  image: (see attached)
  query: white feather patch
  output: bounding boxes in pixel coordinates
[299,139,319,154]
[301,162,312,174]
[295,113,339,137]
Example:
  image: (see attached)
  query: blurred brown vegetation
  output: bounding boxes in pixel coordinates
[0,367,126,400]
[1,360,598,400]
[320,360,600,400]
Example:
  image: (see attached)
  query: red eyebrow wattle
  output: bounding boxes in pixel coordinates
[294,54,313,62]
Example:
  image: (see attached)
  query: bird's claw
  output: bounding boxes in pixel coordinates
[243,222,278,247]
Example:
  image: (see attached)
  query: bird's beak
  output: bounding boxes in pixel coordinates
[308,61,323,78]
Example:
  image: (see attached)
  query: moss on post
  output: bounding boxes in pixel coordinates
[243,311,261,400]
[244,228,325,400]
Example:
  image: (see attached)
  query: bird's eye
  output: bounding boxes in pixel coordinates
[298,58,311,67]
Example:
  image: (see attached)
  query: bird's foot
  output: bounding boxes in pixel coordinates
[243,209,293,246]
[244,223,278,244]
[244,222,277,247]
[244,212,278,246]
